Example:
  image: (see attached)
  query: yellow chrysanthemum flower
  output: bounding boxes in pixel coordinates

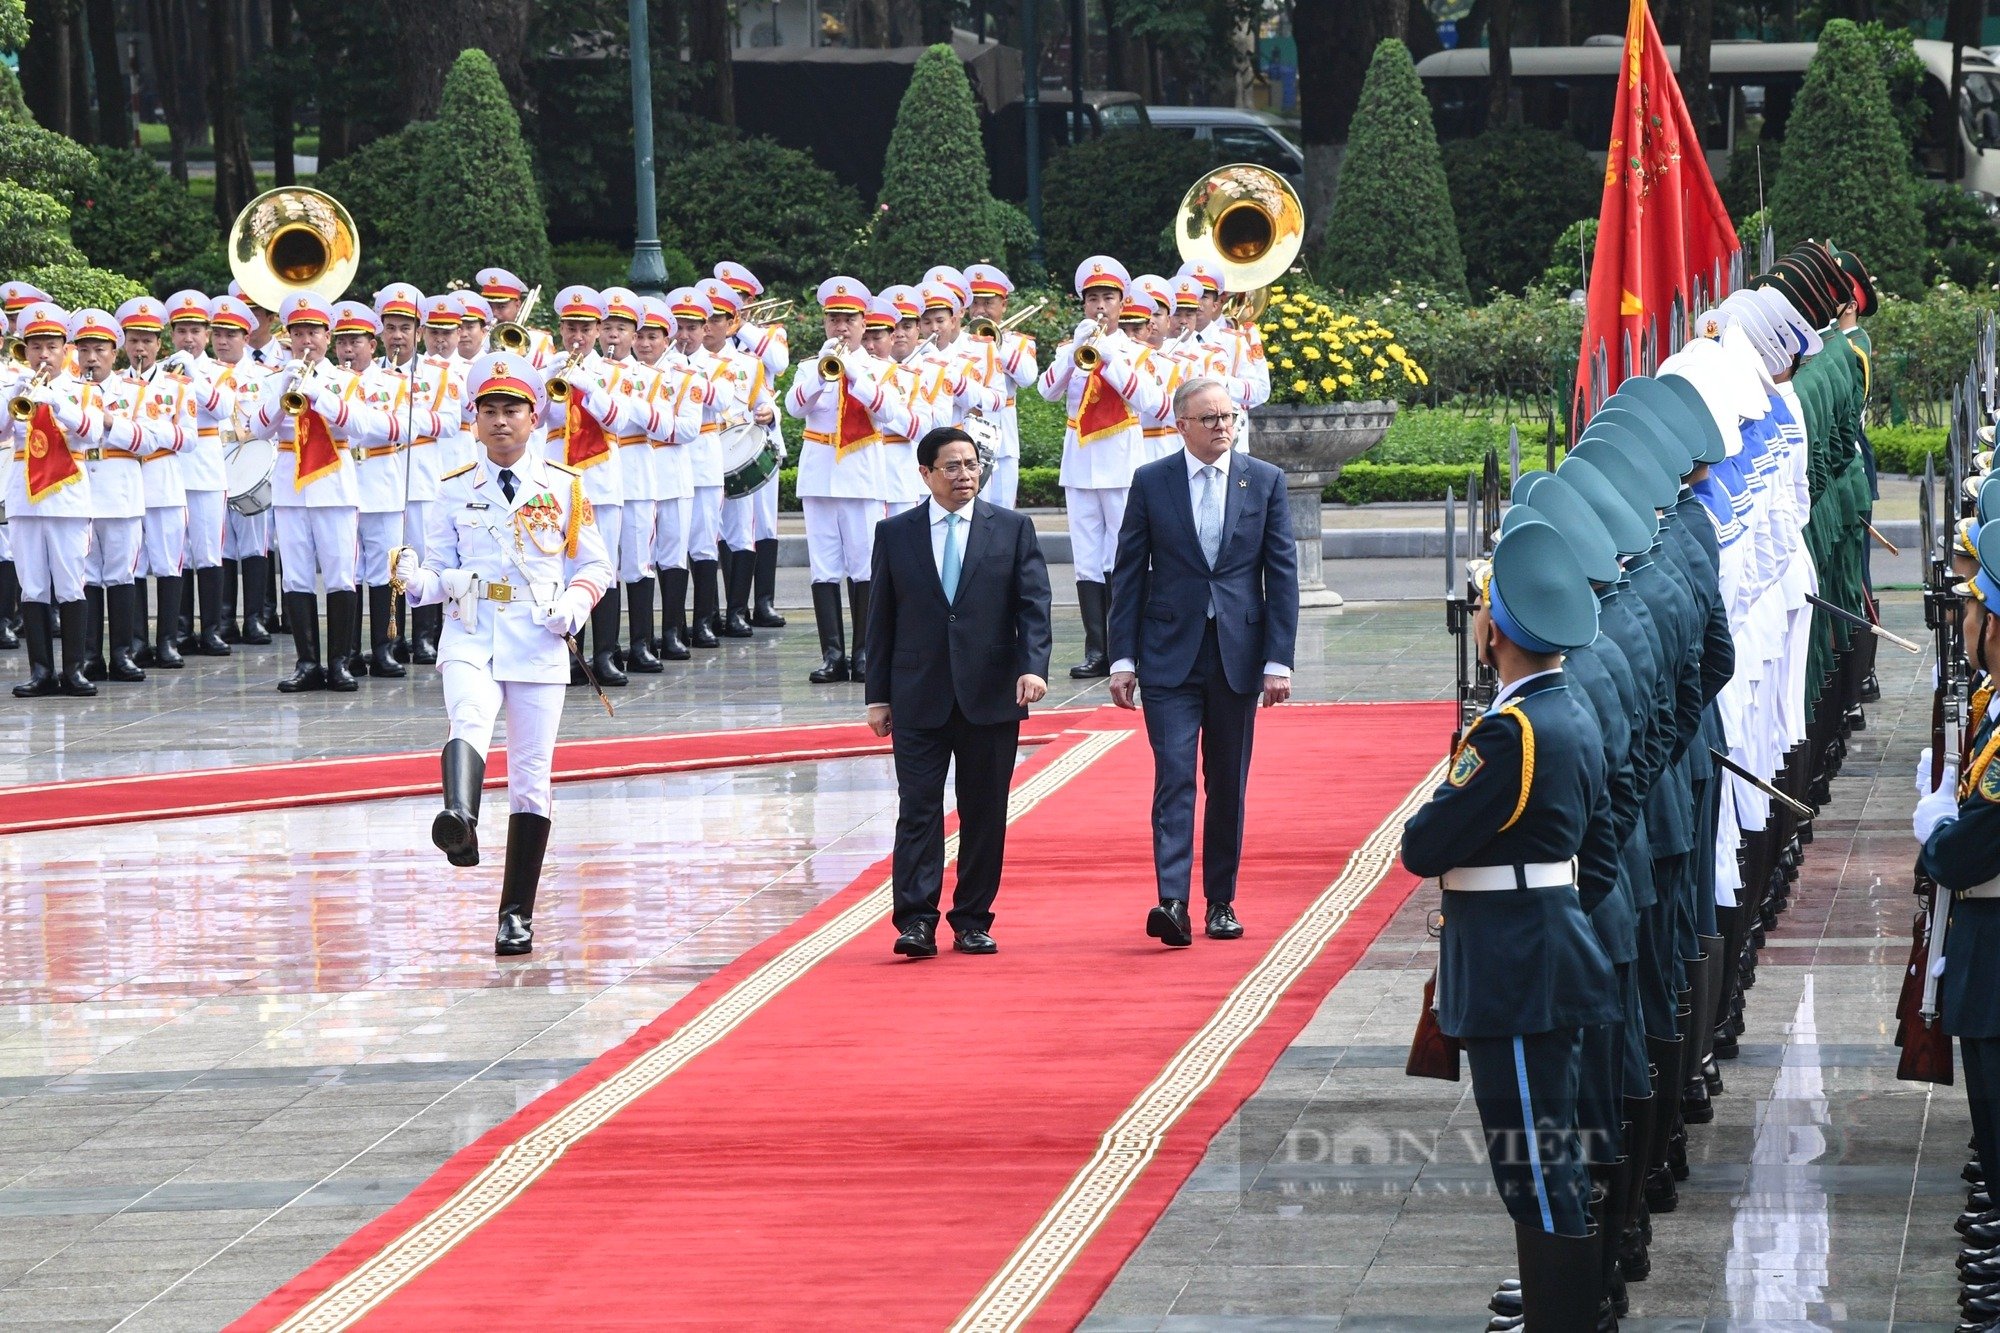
[1339,372,1356,386]
[1292,379,1310,394]
[1319,376,1337,393]
[1282,317,1299,331]
[1369,369,1385,381]
[1387,343,1406,358]
[1301,346,1322,361]
[1280,358,1295,370]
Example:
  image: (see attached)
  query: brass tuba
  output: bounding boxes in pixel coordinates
[1176,163,1304,314]
[227,186,360,313]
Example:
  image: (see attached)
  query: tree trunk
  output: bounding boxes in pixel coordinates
[687,0,735,125]
[270,0,295,185]
[69,15,93,139]
[393,0,532,121]
[22,0,74,135]
[85,0,130,146]
[1486,0,1515,128]
[1949,0,1982,181]
[209,0,258,231]
[1679,0,1717,144]
[919,0,952,43]
[1302,0,1406,249]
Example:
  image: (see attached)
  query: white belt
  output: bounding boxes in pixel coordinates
[1961,875,2000,899]
[1440,860,1578,893]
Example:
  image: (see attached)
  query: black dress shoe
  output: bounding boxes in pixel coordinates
[1147,898,1192,948]
[893,920,937,958]
[1681,1077,1714,1124]
[1974,1189,1994,1213]
[1964,1218,2000,1248]
[953,928,997,955]
[1970,1161,1988,1186]
[1957,1244,2000,1271]
[1205,901,1243,939]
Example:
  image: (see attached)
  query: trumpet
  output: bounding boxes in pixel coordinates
[544,349,588,404]
[1072,320,1106,371]
[818,353,846,382]
[279,358,328,415]
[8,366,55,422]
[741,297,793,325]
[490,284,542,354]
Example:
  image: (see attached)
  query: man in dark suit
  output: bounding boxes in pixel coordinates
[866,426,1053,959]
[1109,376,1299,947]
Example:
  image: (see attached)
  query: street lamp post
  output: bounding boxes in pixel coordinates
[1023,0,1043,270]
[628,0,669,295]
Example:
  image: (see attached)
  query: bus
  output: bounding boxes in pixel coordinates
[1414,39,2000,206]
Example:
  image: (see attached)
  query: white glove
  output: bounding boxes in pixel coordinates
[1073,319,1097,342]
[309,385,344,419]
[49,394,86,435]
[1918,751,1957,798]
[1915,784,1959,844]
[391,548,423,588]
[535,586,592,638]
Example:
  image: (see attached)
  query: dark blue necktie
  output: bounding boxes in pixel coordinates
[499,468,517,502]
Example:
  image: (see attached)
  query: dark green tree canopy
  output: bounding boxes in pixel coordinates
[1769,18,1924,295]
[1318,38,1466,298]
[1443,126,1598,296]
[866,44,1004,286]
[663,137,867,289]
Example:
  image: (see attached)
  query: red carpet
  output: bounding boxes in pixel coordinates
[0,710,1087,838]
[234,702,1450,1333]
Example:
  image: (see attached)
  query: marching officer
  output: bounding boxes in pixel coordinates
[1401,516,1620,1332]
[162,290,237,657]
[965,263,1040,509]
[115,296,193,670]
[1039,256,1164,678]
[208,294,276,644]
[393,350,613,956]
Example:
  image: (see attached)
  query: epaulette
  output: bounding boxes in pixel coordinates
[440,461,478,482]
[548,460,581,477]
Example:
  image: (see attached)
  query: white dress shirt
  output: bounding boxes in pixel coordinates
[1111,445,1290,680]
[928,494,975,577]
[1490,667,1564,712]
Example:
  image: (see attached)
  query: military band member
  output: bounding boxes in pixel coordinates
[696,276,780,638]
[639,294,701,661]
[915,278,1003,518]
[209,295,275,643]
[1183,262,1271,410]
[715,261,791,628]
[378,284,462,665]
[229,281,283,367]
[965,263,1040,509]
[7,304,107,696]
[393,351,612,955]
[1401,518,1620,1332]
[477,267,557,368]
[251,293,393,693]
[787,276,916,684]
[162,290,236,656]
[0,310,17,650]
[74,308,152,683]
[597,286,665,670]
[1038,256,1163,678]
[115,296,193,670]
[421,294,463,363]
[715,261,790,379]
[458,295,494,362]
[677,285,741,649]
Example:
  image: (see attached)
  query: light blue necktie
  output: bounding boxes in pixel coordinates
[942,512,964,603]
[1197,465,1221,618]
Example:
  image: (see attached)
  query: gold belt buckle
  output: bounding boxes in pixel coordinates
[485,580,515,603]
[84,447,103,462]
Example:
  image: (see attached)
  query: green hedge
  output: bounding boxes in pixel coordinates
[1867,423,1946,473]
[779,465,1063,512]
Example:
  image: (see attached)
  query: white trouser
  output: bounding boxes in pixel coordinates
[224,507,272,560]
[185,490,225,569]
[755,473,780,541]
[442,662,566,817]
[139,506,188,577]
[652,496,690,570]
[1066,485,1128,583]
[801,495,881,583]
[593,502,622,583]
[357,510,405,586]
[275,506,358,593]
[721,492,754,552]
[885,499,920,519]
[688,486,722,563]
[0,523,10,561]
[403,500,436,561]
[86,516,142,587]
[980,455,1019,510]
[619,498,656,584]
[13,515,90,603]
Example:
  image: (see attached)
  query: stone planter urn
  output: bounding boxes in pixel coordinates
[1251,399,1398,608]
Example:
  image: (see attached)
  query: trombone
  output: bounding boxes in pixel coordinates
[967,299,1050,342]
[491,283,544,354]
[741,297,793,325]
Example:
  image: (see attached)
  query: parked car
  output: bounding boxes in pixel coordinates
[985,89,1149,201]
[1143,106,1305,190]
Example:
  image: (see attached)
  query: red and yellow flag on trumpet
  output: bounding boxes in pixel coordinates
[831,377,881,460]
[292,406,342,490]
[22,401,81,504]
[564,396,612,469]
[1073,363,1136,444]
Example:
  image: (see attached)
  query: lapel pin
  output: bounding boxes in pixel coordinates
[1237,478,1248,488]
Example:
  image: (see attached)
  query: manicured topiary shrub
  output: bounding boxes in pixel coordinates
[866,45,1004,285]
[1443,126,1597,296]
[407,49,552,292]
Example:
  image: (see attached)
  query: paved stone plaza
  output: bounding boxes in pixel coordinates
[0,567,1954,1330]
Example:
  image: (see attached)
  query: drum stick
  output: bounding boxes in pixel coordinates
[1805,593,1921,653]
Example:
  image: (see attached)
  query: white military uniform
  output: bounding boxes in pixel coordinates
[403,451,613,815]
[383,353,464,564]
[125,361,194,577]
[1038,322,1161,584]
[537,349,642,576]
[5,365,111,604]
[172,351,236,571]
[788,340,913,583]
[730,318,789,544]
[645,345,705,572]
[251,357,394,593]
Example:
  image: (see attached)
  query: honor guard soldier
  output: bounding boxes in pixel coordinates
[1401,517,1621,1333]
[207,295,276,643]
[251,292,395,693]
[457,295,494,362]
[228,281,282,367]
[71,307,155,683]
[6,303,114,696]
[1038,256,1164,678]
[867,295,931,491]
[393,351,613,956]
[162,289,236,656]
[715,263,792,626]
[1126,281,1187,464]
[419,293,462,363]
[914,276,1003,515]
[0,310,18,648]
[787,275,916,683]
[477,268,556,367]
[115,296,194,670]
[965,263,1040,509]
[715,261,790,377]
[695,276,781,638]
[637,294,702,661]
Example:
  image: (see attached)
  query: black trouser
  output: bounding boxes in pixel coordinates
[890,701,1020,934]
[1140,618,1259,904]
[1966,1037,2000,1181]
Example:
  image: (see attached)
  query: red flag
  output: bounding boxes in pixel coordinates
[1574,0,1739,422]
[292,408,342,490]
[1073,364,1136,444]
[831,378,881,460]
[564,396,612,469]
[23,402,81,503]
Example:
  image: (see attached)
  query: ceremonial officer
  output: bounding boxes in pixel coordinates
[1038,256,1164,678]
[696,276,779,638]
[1400,517,1620,1332]
[1183,262,1272,409]
[787,276,916,684]
[6,303,111,696]
[227,281,283,367]
[393,350,613,956]
[477,268,556,367]
[715,261,791,626]
[915,278,1003,511]
[665,286,731,649]
[208,294,276,643]
[115,296,193,670]
[0,310,19,649]
[251,292,394,693]
[421,294,463,363]
[638,294,701,661]
[162,290,236,656]
[964,264,1040,509]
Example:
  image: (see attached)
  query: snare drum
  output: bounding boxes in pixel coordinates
[224,436,278,516]
[962,412,1002,469]
[721,421,781,499]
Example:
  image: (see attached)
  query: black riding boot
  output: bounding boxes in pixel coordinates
[752,538,785,627]
[11,603,55,697]
[325,588,361,691]
[657,568,690,660]
[131,580,154,666]
[432,737,485,867]
[220,557,242,643]
[277,592,325,692]
[192,566,230,655]
[1514,1222,1606,1333]
[81,584,106,680]
[495,812,553,956]
[721,548,755,637]
[174,574,196,651]
[341,585,369,678]
[1071,579,1110,678]
[0,561,19,649]
[150,576,185,668]
[808,581,848,683]
[625,580,662,672]
[56,600,94,696]
[412,604,441,664]
[690,558,720,647]
[368,584,406,677]
[591,588,628,686]
[266,557,284,632]
[240,556,272,643]
[107,584,146,682]
[847,579,871,684]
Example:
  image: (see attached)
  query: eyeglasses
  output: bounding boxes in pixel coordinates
[928,460,982,477]
[1181,412,1236,432]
